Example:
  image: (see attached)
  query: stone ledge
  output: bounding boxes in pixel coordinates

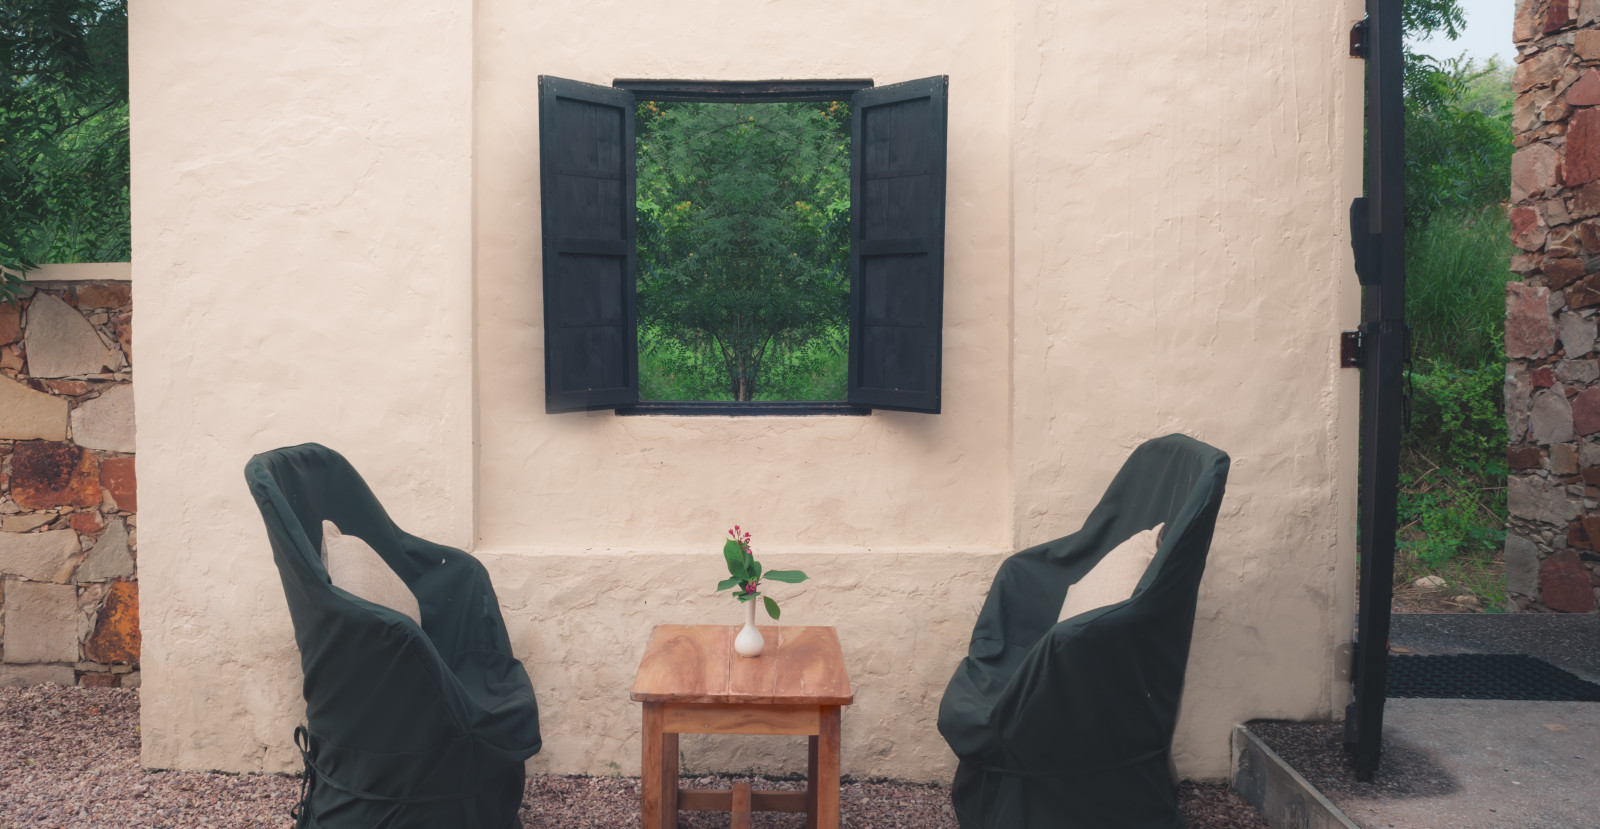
[14,263,132,283]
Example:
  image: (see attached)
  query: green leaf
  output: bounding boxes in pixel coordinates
[764,596,780,620]
[751,560,762,583]
[714,577,741,592]
[763,570,808,584]
[723,539,748,579]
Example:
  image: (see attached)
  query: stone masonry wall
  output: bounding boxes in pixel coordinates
[1505,0,1600,613]
[0,280,139,685]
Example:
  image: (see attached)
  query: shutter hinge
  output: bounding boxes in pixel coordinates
[1341,330,1364,368]
[1350,17,1369,59]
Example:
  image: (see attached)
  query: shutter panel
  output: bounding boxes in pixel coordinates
[847,76,948,413]
[539,76,638,412]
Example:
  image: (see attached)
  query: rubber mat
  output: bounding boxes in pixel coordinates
[1387,653,1600,701]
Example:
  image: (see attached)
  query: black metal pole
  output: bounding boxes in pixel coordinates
[1345,0,1405,782]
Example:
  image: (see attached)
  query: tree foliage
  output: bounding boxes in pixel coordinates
[1403,56,1512,229]
[635,101,850,401]
[0,0,129,299]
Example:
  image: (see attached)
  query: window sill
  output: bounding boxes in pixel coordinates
[616,401,870,417]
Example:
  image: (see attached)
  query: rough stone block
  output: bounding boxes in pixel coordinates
[1548,228,1582,260]
[76,519,133,582]
[0,664,76,686]
[1519,0,1546,42]
[0,513,55,533]
[1572,69,1600,107]
[0,530,83,582]
[1552,443,1580,475]
[1508,369,1533,442]
[1508,446,1546,469]
[0,376,68,442]
[73,282,130,310]
[69,512,102,534]
[1507,283,1557,358]
[1573,387,1600,435]
[99,457,135,512]
[0,302,18,346]
[1514,143,1564,202]
[1516,46,1566,93]
[1547,257,1587,288]
[1540,550,1598,612]
[1570,109,1600,187]
[41,380,89,397]
[1550,0,1577,31]
[22,293,112,378]
[1580,29,1600,59]
[1575,181,1600,219]
[1512,206,1549,251]
[111,314,130,365]
[1531,388,1577,443]
[9,441,99,509]
[1557,358,1599,383]
[3,581,79,663]
[1533,365,1556,388]
[85,580,138,664]
[1558,309,1598,355]
[1509,475,1583,524]
[70,384,134,453]
[78,671,118,688]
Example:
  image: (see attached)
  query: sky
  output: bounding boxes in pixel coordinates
[1407,0,1517,67]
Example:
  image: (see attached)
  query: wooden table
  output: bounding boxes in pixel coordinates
[631,624,854,829]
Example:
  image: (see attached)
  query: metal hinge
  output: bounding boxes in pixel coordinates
[1350,17,1369,59]
[1342,330,1364,368]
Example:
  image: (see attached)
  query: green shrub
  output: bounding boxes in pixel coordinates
[1404,205,1515,369]
[1405,361,1507,475]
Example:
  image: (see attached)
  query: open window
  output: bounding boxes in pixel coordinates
[538,75,948,415]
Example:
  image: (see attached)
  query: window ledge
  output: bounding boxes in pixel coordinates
[616,401,870,417]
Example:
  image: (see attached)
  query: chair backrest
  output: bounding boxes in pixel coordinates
[994,434,1231,649]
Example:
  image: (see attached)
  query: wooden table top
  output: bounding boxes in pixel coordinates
[631,624,854,705]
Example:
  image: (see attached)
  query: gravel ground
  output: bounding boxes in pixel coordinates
[3,685,1268,828]
[1247,719,1456,803]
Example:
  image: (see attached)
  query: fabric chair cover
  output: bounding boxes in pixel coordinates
[245,443,541,829]
[938,434,1230,828]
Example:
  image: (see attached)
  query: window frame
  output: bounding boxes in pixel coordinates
[619,80,871,415]
[538,75,947,416]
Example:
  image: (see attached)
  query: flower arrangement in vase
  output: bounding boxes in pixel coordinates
[715,525,808,658]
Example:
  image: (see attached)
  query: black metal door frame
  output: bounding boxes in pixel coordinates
[1344,0,1405,781]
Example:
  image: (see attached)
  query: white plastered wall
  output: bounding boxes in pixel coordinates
[133,0,1361,782]
[1007,0,1365,776]
[131,0,476,771]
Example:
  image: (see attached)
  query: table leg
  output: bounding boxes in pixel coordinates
[662,731,679,829]
[806,735,820,829]
[642,702,663,829]
[817,706,841,829]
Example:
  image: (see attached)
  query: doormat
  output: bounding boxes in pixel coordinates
[1387,653,1600,701]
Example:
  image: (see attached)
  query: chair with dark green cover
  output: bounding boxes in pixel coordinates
[245,443,541,829]
[937,434,1230,828]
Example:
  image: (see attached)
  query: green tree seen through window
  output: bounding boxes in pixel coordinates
[635,100,851,402]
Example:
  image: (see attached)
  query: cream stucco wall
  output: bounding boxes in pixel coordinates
[131,0,476,772]
[132,0,1362,783]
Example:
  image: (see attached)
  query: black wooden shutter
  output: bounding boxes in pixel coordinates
[847,76,948,413]
[539,76,638,412]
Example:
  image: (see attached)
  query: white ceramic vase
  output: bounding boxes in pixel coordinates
[734,598,764,658]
